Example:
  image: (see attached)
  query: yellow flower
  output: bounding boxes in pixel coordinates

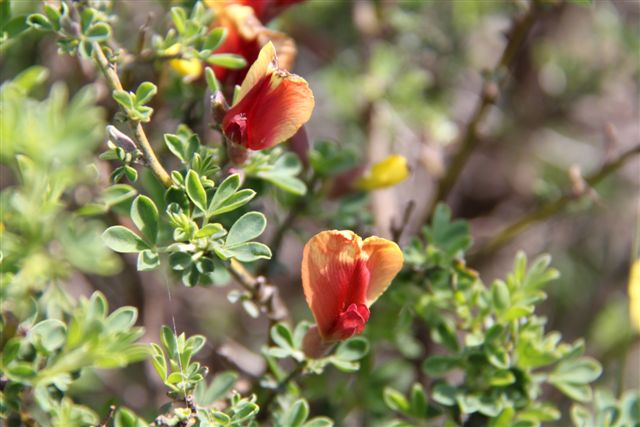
[165,44,203,82]
[629,258,640,333]
[357,154,409,190]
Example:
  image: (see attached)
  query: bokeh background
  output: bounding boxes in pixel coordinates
[1,0,639,424]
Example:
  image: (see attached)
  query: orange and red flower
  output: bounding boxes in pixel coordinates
[205,1,298,86]
[301,231,404,343]
[207,0,305,23]
[222,41,314,151]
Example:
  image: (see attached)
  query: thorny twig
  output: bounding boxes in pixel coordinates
[474,143,640,257]
[423,1,545,223]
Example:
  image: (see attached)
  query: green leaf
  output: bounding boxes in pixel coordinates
[256,153,307,195]
[431,383,459,406]
[206,53,247,69]
[186,170,207,212]
[384,387,410,413]
[309,140,358,176]
[549,357,602,384]
[102,226,149,253]
[281,399,309,427]
[271,323,295,350]
[131,195,159,244]
[303,418,334,427]
[135,82,157,106]
[150,343,168,380]
[410,384,428,418]
[209,189,256,216]
[194,223,226,239]
[432,321,459,352]
[208,174,241,211]
[553,382,592,402]
[137,249,160,271]
[7,363,37,380]
[169,252,193,271]
[164,133,198,164]
[329,358,359,372]
[489,370,516,386]
[30,319,66,353]
[224,242,272,262]
[170,7,187,33]
[26,13,52,31]
[101,184,137,207]
[335,337,369,361]
[198,371,238,405]
[124,165,138,182]
[226,212,267,246]
[569,0,593,6]
[113,90,135,110]
[85,23,111,42]
[160,325,178,358]
[423,355,461,376]
[106,307,138,332]
[426,204,473,257]
[80,8,96,32]
[114,407,147,427]
[2,338,22,365]
[570,404,593,427]
[204,67,220,92]
[203,27,227,50]
[491,280,510,312]
[43,5,61,29]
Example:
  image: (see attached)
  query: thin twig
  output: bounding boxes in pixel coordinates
[258,173,319,276]
[474,143,640,257]
[92,42,172,187]
[423,1,543,223]
[259,362,305,418]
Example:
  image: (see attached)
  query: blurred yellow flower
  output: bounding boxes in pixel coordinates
[357,154,409,190]
[630,258,640,333]
[165,44,202,82]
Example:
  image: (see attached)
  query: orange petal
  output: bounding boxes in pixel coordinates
[362,236,404,305]
[302,231,368,340]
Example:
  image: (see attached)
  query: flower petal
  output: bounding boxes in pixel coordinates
[362,236,404,305]
[236,40,278,103]
[244,71,314,150]
[302,230,366,340]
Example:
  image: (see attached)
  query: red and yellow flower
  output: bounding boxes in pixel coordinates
[222,41,314,151]
[301,230,404,345]
[206,1,298,86]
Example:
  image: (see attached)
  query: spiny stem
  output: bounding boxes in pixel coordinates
[92,42,172,187]
[475,143,640,257]
[423,1,543,223]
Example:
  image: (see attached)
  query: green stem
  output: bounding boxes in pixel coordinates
[92,42,172,187]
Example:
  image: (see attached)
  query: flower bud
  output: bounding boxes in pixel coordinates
[226,141,249,165]
[210,90,229,126]
[302,326,333,359]
[106,125,138,152]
